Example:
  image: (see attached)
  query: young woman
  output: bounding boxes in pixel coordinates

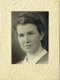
[13,12,48,64]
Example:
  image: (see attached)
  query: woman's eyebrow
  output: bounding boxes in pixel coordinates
[18,31,34,35]
[27,31,34,33]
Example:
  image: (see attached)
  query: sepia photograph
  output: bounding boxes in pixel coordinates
[12,12,49,64]
[0,0,59,80]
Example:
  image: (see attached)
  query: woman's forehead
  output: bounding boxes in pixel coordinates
[16,24,38,33]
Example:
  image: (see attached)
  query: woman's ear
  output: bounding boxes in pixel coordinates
[40,32,44,41]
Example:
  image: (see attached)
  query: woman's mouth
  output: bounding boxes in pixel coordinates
[24,45,32,48]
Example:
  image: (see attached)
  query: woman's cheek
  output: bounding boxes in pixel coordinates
[18,38,22,45]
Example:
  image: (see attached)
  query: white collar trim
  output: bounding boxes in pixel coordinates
[23,49,47,64]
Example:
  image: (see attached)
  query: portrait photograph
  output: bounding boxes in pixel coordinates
[11,12,49,64]
[0,0,59,80]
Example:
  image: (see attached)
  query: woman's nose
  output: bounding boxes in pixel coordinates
[24,35,30,43]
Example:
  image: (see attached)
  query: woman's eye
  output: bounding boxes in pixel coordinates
[28,32,34,35]
[19,34,24,37]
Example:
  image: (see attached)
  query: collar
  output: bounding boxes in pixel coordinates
[23,49,47,64]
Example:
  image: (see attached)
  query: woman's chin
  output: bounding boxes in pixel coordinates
[24,50,33,54]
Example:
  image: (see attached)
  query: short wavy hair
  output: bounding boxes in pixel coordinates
[14,12,45,35]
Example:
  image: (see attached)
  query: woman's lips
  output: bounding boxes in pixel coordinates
[24,45,32,48]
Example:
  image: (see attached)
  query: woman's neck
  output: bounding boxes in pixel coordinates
[26,43,44,63]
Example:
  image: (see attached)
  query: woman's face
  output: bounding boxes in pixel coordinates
[16,23,43,54]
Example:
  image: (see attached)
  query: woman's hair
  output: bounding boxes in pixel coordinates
[13,12,46,48]
[14,12,45,35]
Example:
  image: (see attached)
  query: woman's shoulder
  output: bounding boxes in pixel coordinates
[17,60,24,64]
[37,52,48,64]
